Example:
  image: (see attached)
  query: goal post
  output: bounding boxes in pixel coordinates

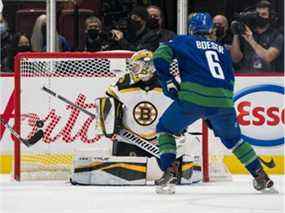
[13,51,230,182]
[202,121,209,182]
[14,52,21,181]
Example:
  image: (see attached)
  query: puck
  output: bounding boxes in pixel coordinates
[36,120,44,128]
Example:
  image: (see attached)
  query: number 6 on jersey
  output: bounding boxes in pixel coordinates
[205,50,225,80]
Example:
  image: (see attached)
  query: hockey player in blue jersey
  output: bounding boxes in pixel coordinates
[153,12,274,194]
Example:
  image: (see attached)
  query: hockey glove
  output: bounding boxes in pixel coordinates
[161,79,180,100]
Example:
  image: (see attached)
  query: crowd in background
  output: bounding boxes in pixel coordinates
[0,0,284,73]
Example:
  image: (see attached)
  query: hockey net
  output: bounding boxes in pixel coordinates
[14,51,231,182]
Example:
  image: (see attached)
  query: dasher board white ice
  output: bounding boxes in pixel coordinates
[0,175,284,213]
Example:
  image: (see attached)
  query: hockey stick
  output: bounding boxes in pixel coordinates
[42,86,202,135]
[0,117,44,147]
[116,129,186,159]
[42,86,96,118]
[41,87,188,158]
[41,87,163,156]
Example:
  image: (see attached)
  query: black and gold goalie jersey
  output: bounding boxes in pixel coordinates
[106,73,173,140]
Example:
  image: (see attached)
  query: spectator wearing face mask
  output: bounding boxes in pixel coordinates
[111,6,160,52]
[0,15,13,72]
[6,33,32,72]
[31,14,71,51]
[84,16,103,51]
[147,5,176,42]
[213,15,231,48]
[84,16,120,51]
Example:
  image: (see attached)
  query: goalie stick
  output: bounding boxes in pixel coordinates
[41,87,202,135]
[42,86,96,118]
[116,129,186,158]
[0,117,44,147]
[41,87,189,158]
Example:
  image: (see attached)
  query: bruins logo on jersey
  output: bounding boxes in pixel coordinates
[133,101,158,126]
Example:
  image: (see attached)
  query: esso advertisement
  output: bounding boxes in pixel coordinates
[234,84,284,147]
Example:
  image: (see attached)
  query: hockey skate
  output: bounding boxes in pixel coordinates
[155,162,179,194]
[253,168,277,193]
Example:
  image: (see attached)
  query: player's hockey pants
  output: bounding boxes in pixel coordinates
[157,100,241,149]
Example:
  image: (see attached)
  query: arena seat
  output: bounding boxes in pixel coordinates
[59,9,94,50]
[15,9,94,50]
[15,9,46,37]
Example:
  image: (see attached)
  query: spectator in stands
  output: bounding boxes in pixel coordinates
[31,14,71,52]
[213,15,231,48]
[111,6,160,51]
[6,33,31,72]
[0,15,12,72]
[84,16,103,51]
[146,5,176,42]
[83,16,120,51]
[230,1,284,73]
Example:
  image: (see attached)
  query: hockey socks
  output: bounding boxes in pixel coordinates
[232,140,262,177]
[158,133,176,171]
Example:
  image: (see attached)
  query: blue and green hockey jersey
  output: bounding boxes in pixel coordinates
[153,35,235,108]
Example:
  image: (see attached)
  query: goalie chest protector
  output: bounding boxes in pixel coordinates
[108,76,173,140]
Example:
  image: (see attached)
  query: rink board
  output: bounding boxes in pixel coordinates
[0,74,284,174]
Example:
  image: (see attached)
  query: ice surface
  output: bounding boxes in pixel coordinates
[0,175,284,213]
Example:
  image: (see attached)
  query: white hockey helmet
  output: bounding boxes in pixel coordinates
[130,50,155,82]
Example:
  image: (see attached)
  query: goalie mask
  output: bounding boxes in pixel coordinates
[130,50,155,82]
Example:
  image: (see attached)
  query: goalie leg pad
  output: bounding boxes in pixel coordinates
[180,155,202,184]
[71,156,147,185]
[112,140,153,158]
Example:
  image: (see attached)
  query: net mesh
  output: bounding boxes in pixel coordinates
[21,58,118,77]
[20,56,178,77]
[15,51,230,181]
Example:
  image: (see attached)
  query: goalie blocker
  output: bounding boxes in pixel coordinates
[94,97,123,137]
